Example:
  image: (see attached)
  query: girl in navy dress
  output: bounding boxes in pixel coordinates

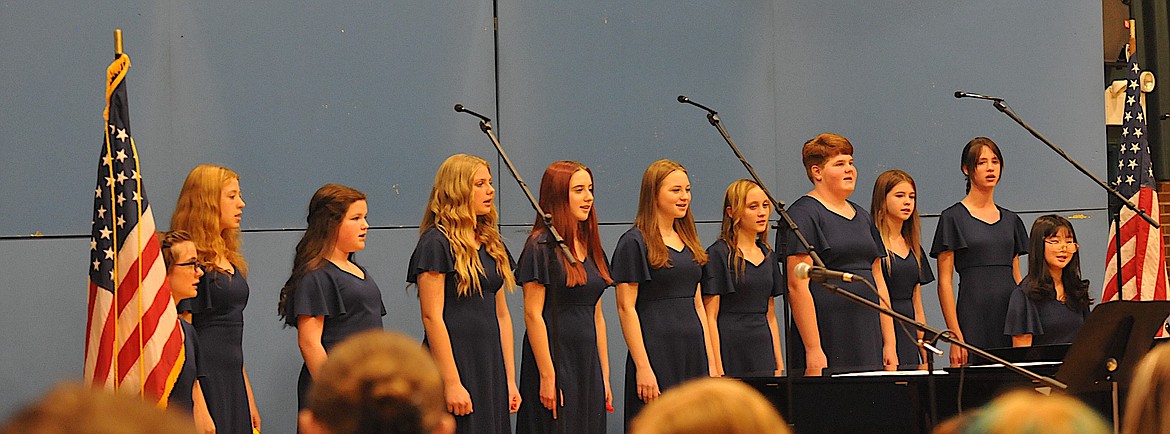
[160,230,215,434]
[277,184,385,417]
[1005,215,1091,347]
[931,137,1028,366]
[407,154,520,434]
[870,170,934,369]
[784,133,897,375]
[614,159,717,426]
[516,161,613,433]
[701,179,785,376]
[172,164,260,433]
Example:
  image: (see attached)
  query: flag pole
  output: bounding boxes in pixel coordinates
[114,29,123,57]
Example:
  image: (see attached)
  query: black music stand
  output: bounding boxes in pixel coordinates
[1055,300,1170,432]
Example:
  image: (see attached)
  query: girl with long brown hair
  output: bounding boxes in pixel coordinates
[870,170,934,368]
[277,184,385,420]
[613,159,716,426]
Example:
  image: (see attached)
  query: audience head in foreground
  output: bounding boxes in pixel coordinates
[0,382,196,434]
[959,390,1109,434]
[299,330,455,434]
[1123,344,1170,434]
[629,377,791,434]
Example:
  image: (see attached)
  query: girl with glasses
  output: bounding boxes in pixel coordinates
[1005,215,1092,347]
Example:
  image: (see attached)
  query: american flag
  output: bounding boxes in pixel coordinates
[1102,46,1169,303]
[83,53,185,406]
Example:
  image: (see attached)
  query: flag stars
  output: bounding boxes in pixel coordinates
[95,187,103,198]
[1135,128,1144,138]
[1126,175,1136,185]
[102,154,113,167]
[90,238,97,251]
[116,171,128,185]
[116,193,126,206]
[1129,160,1138,170]
[114,149,127,163]
[108,124,116,134]
[1138,111,1145,122]
[104,247,115,260]
[105,175,115,187]
[92,259,101,271]
[116,129,129,142]
[1132,143,1142,153]
[99,226,112,239]
[1130,80,1140,90]
[131,191,142,203]
[1125,112,1133,122]
[130,170,141,180]
[1123,127,1130,138]
[1116,176,1123,186]
[97,206,107,219]
[1133,63,1141,73]
[116,216,125,228]
[1128,96,1137,105]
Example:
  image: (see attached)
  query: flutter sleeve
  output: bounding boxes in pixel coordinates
[406,228,454,284]
[1004,284,1044,337]
[930,206,967,258]
[701,240,735,296]
[611,228,652,284]
[287,267,345,327]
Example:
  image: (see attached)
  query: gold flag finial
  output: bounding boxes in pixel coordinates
[114,29,123,56]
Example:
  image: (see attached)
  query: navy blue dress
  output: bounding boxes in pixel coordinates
[168,319,205,414]
[179,268,251,434]
[1004,283,1088,345]
[611,227,708,426]
[407,227,513,434]
[701,239,784,376]
[783,196,886,373]
[930,203,1028,351]
[881,249,935,368]
[515,231,609,433]
[288,262,386,410]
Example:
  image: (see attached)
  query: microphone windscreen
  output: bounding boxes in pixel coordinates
[793,262,812,280]
[453,104,464,112]
[677,95,688,103]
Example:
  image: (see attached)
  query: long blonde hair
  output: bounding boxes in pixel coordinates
[630,378,791,434]
[869,169,922,269]
[420,154,515,296]
[170,164,247,276]
[719,179,771,278]
[634,160,707,268]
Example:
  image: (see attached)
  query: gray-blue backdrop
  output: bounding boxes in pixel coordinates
[0,1,1106,432]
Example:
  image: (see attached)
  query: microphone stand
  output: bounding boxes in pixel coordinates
[816,276,1068,429]
[958,94,1159,293]
[678,96,826,428]
[455,104,575,432]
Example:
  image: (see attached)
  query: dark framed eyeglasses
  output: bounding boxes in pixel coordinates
[175,260,203,272]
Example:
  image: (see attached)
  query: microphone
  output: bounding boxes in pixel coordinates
[793,262,859,283]
[453,103,492,123]
[953,91,1004,102]
[677,95,718,115]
